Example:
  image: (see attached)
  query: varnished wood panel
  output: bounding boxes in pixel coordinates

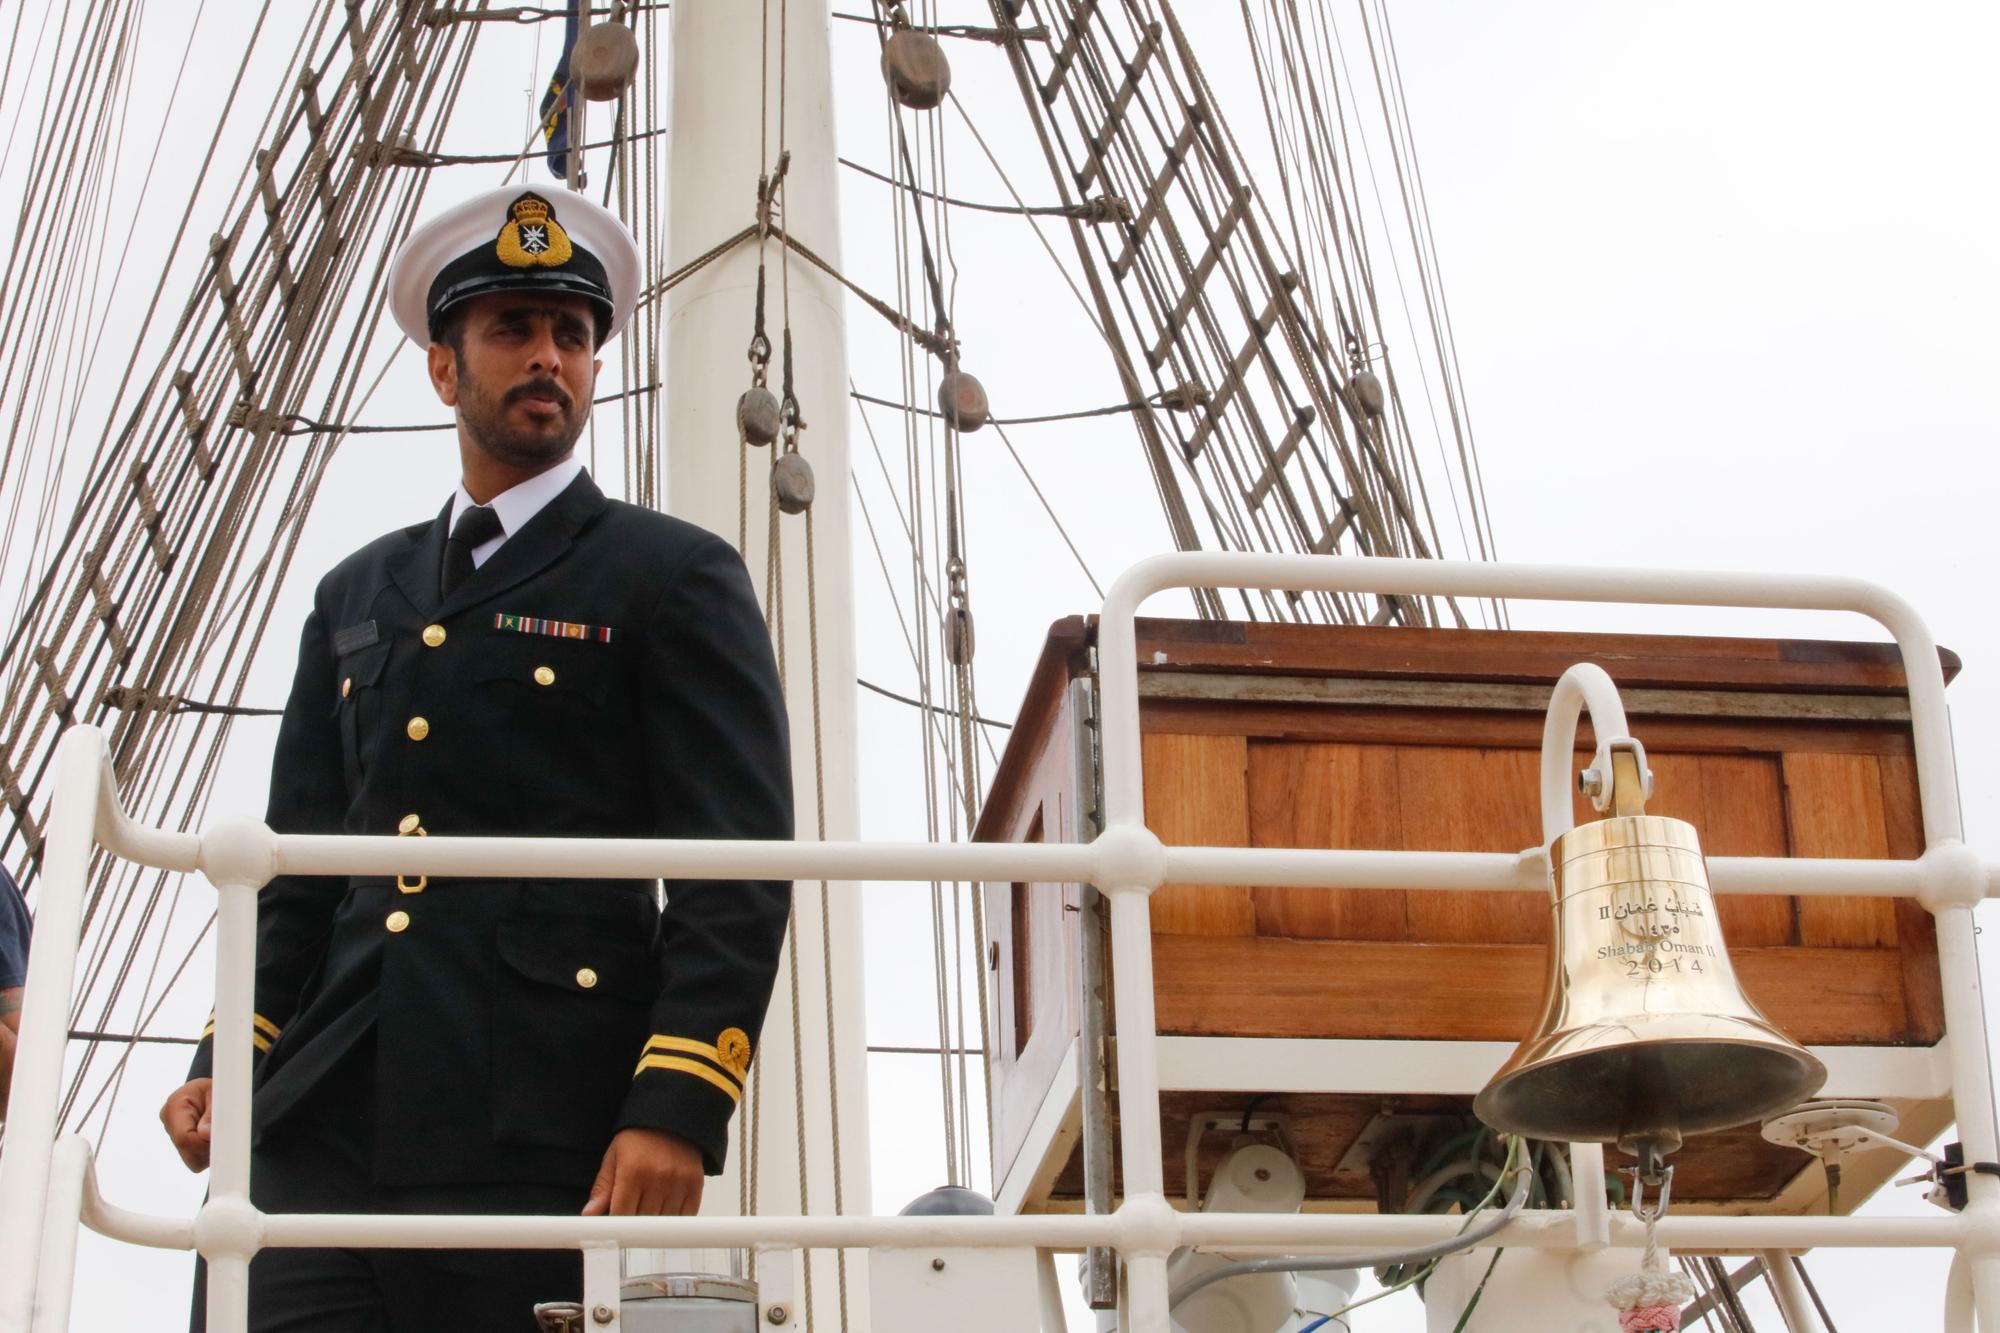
[1140,700,1918,759]
[1693,754,1797,946]
[1247,742,1408,940]
[1142,733,1253,934]
[1880,753,1946,1038]
[1150,934,1929,1045]
[1398,748,1546,944]
[1782,752,1900,948]
[1118,619,1954,693]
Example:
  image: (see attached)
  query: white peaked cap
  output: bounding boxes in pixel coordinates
[387,184,641,349]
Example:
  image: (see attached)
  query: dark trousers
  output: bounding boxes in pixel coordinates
[191,1043,587,1332]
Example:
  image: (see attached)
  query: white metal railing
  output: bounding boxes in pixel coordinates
[3,553,2000,1333]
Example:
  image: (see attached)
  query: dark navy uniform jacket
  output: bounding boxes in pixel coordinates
[190,469,793,1190]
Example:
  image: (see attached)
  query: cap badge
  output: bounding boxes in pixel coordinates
[495,193,574,270]
[717,1028,753,1079]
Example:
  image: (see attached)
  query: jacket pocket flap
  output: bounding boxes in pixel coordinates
[496,918,654,1001]
[471,638,612,701]
[331,642,390,713]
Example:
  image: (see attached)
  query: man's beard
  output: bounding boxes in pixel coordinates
[456,364,587,468]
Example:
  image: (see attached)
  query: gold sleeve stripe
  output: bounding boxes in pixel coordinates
[633,1053,742,1102]
[200,1016,282,1046]
[639,1035,725,1065]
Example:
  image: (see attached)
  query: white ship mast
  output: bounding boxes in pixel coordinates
[658,0,873,1315]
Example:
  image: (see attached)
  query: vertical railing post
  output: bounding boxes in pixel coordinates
[582,1244,621,1330]
[200,879,261,1333]
[1931,901,2000,1330]
[197,817,277,1333]
[1094,574,1178,1330]
[1569,1144,1610,1249]
[0,727,107,1328]
[1759,1252,1827,1333]
[28,1138,92,1333]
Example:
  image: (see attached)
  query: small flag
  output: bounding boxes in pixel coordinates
[539,10,581,181]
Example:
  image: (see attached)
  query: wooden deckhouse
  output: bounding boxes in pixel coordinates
[979,618,1954,1217]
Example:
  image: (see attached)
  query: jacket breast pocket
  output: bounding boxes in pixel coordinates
[332,642,390,791]
[472,637,617,708]
[491,916,654,1151]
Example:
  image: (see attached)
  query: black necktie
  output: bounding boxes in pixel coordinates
[441,504,504,598]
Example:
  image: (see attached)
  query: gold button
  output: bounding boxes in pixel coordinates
[385,910,410,933]
[341,678,352,699]
[575,967,598,989]
[422,624,447,648]
[534,666,556,686]
[398,813,421,835]
[406,716,430,741]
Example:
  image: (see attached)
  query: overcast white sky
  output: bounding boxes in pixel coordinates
[13,2,2000,1330]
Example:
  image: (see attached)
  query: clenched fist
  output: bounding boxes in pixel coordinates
[159,1077,214,1172]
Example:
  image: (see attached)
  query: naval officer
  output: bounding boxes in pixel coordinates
[158,185,794,1330]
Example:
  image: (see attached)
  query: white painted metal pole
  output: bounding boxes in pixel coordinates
[1933,900,2000,1330]
[1569,1144,1610,1250]
[1537,662,1633,845]
[28,1138,90,1333]
[1947,1250,1976,1333]
[202,876,261,1333]
[1759,1253,1826,1333]
[664,0,870,1311]
[0,726,105,1330]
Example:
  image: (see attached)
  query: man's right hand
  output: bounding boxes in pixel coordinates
[159,1077,213,1171]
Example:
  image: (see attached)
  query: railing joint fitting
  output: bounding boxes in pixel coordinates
[1111,1193,1180,1259]
[1918,841,1986,913]
[192,1195,266,1263]
[1092,823,1165,895]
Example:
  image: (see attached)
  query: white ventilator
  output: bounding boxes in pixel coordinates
[1165,1142,1354,1333]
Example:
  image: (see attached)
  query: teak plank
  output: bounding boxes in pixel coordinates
[1398,747,1547,944]
[1143,733,1254,934]
[1149,935,1920,1044]
[1120,618,1953,693]
[1880,753,1946,1039]
[1247,742,1409,940]
[1694,754,1797,946]
[1138,701,1916,760]
[1782,753,1900,948]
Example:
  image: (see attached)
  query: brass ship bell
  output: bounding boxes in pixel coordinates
[1475,747,1826,1170]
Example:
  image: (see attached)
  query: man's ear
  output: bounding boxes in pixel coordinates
[427,341,459,407]
[593,356,604,379]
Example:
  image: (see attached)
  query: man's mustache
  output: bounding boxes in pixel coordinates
[506,379,573,411]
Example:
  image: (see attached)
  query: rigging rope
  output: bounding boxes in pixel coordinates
[839,155,1127,220]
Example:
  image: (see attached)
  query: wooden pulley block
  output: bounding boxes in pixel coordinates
[882,29,952,111]
[772,453,816,514]
[944,605,975,666]
[1351,369,1386,417]
[737,387,782,446]
[573,23,640,101]
[937,369,989,433]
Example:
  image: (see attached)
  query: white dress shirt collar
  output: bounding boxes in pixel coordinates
[448,456,584,569]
